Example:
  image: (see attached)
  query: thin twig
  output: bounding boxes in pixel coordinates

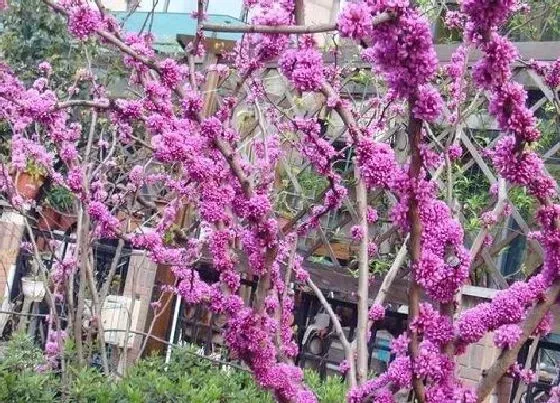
[307,278,357,389]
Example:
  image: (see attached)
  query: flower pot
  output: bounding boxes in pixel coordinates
[58,211,77,231]
[21,276,46,303]
[15,172,44,200]
[37,205,61,231]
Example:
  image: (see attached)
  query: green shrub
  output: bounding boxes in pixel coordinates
[0,335,347,402]
[0,333,58,402]
[304,370,347,403]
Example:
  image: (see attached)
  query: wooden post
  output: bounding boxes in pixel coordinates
[17,298,32,332]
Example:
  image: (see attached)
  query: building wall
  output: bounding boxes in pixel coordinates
[102,0,126,11]
[304,0,340,24]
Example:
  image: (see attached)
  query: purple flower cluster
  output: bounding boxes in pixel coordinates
[493,324,522,349]
[174,267,210,304]
[447,144,463,161]
[413,84,443,123]
[530,58,560,89]
[411,303,454,346]
[488,81,540,142]
[472,35,517,90]
[294,118,337,175]
[509,363,537,384]
[490,135,556,201]
[356,137,404,190]
[224,307,317,402]
[461,0,518,41]
[416,198,470,303]
[157,58,188,89]
[368,303,385,322]
[68,5,102,41]
[338,2,374,40]
[88,200,120,238]
[279,46,325,92]
[359,6,439,99]
[464,2,556,205]
[444,45,468,122]
[43,330,67,369]
[456,274,551,347]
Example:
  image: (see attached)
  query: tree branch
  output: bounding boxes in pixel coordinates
[200,12,392,34]
[407,103,426,402]
[476,279,560,402]
[469,178,508,262]
[307,278,357,389]
[354,162,369,385]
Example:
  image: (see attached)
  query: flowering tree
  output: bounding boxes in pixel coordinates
[1,0,560,402]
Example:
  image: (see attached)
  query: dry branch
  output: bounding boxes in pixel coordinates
[200,12,391,34]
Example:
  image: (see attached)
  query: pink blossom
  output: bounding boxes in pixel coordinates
[367,242,378,257]
[366,207,378,223]
[350,225,363,241]
[338,2,373,40]
[279,46,325,91]
[444,11,467,30]
[368,303,385,322]
[158,58,187,88]
[413,84,443,122]
[68,5,102,41]
[494,324,522,349]
[448,144,463,161]
[339,359,350,374]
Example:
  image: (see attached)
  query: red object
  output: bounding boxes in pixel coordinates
[15,173,44,200]
[58,211,77,231]
[37,205,60,231]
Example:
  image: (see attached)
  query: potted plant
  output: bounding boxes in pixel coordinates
[14,160,46,200]
[38,185,76,231]
[21,259,46,303]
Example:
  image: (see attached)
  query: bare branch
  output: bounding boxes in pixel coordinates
[200,12,392,34]
[307,278,357,389]
[354,162,369,385]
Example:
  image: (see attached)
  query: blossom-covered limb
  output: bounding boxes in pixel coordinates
[42,0,255,199]
[477,279,560,401]
[407,108,427,402]
[470,178,508,262]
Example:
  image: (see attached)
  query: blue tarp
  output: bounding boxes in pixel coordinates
[113,12,244,52]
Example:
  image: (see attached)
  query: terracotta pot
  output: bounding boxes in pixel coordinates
[37,205,61,231]
[15,173,44,200]
[58,211,77,231]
